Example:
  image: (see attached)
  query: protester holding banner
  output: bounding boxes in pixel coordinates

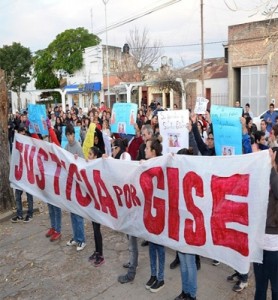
[11,127,34,223]
[136,124,154,247]
[136,124,154,161]
[65,124,86,251]
[253,148,278,300]
[175,147,198,300]
[93,128,105,155]
[144,136,166,293]
[104,138,137,284]
[87,146,105,267]
[268,124,278,148]
[127,122,143,160]
[45,125,62,242]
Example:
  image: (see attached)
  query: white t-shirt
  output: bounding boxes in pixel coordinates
[262,234,278,251]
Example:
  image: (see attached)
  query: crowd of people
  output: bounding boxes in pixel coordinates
[8,99,278,300]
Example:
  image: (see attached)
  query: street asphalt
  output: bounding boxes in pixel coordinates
[0,199,272,300]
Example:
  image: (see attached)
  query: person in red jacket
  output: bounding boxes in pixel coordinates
[127,122,143,160]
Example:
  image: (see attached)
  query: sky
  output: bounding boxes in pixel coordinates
[0,0,270,68]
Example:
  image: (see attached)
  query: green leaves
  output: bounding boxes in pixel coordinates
[0,42,32,92]
[33,27,100,89]
[48,27,100,74]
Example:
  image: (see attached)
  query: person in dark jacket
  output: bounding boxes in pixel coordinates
[253,147,278,300]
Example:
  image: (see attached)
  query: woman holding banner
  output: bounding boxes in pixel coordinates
[253,148,278,300]
[174,147,198,300]
[87,146,105,267]
[144,136,166,293]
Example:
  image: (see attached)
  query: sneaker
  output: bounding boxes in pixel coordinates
[11,216,23,223]
[227,272,239,282]
[76,242,86,251]
[150,280,164,293]
[45,228,55,238]
[23,215,33,223]
[66,238,77,246]
[170,257,180,269]
[88,251,98,262]
[187,296,196,300]
[175,291,190,300]
[50,231,61,241]
[118,274,134,284]
[212,260,220,266]
[123,262,131,268]
[94,255,104,267]
[232,280,248,292]
[145,276,157,290]
[141,240,149,247]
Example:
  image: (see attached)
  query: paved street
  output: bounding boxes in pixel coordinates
[0,201,271,300]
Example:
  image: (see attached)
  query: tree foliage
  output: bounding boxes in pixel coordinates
[127,27,161,71]
[33,27,100,89]
[33,49,59,89]
[156,68,183,95]
[0,42,32,92]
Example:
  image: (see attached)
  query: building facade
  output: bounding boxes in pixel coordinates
[228,18,278,115]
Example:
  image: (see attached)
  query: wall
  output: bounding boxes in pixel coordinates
[228,18,278,109]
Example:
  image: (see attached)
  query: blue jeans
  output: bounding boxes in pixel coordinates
[149,242,165,281]
[48,204,61,233]
[254,250,278,300]
[178,252,197,298]
[15,189,33,218]
[70,213,85,243]
[127,235,138,278]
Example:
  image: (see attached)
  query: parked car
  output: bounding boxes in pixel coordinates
[253,108,278,130]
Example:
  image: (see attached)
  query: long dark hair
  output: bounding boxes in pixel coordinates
[272,147,278,165]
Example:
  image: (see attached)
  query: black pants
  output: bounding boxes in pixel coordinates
[254,250,278,300]
[92,221,103,256]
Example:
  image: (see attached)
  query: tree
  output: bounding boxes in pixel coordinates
[0,69,15,211]
[156,68,183,95]
[33,49,59,89]
[33,27,100,92]
[116,27,162,82]
[0,42,32,110]
[48,27,100,75]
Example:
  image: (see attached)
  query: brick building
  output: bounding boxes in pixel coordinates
[228,18,278,115]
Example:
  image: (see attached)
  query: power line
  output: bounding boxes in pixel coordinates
[95,0,182,35]
[128,40,227,50]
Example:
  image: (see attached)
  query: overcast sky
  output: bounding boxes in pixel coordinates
[0,0,268,67]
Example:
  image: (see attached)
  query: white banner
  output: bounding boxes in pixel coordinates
[10,133,271,273]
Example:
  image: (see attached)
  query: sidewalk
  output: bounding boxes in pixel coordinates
[0,202,269,300]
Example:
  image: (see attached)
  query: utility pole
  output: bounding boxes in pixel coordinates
[200,0,204,97]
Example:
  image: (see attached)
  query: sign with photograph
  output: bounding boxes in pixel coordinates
[211,105,243,156]
[194,97,209,114]
[110,103,138,135]
[28,104,48,135]
[158,110,189,154]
